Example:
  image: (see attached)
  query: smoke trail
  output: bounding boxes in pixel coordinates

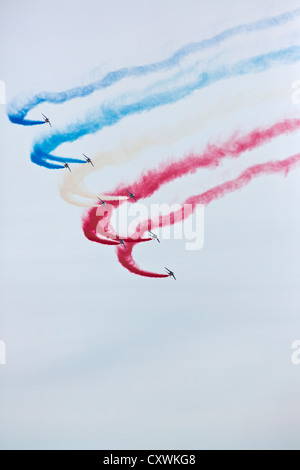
[117,153,300,278]
[116,246,169,279]
[82,118,300,229]
[8,7,300,126]
[107,118,300,200]
[82,200,152,247]
[82,118,300,276]
[31,45,300,169]
[60,83,288,206]
[82,201,120,246]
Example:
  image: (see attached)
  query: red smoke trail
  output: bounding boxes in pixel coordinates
[116,245,169,279]
[82,198,152,247]
[82,118,300,277]
[83,118,300,239]
[117,153,300,277]
[109,118,300,201]
[82,200,120,245]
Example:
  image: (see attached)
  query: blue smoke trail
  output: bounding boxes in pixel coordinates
[8,7,300,126]
[31,45,300,169]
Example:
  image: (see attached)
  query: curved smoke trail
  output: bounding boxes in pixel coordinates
[82,118,300,276]
[31,45,300,169]
[7,11,300,280]
[7,7,300,126]
[60,82,288,207]
[116,153,300,278]
[106,118,300,200]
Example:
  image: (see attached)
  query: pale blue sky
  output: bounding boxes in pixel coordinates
[0,0,300,450]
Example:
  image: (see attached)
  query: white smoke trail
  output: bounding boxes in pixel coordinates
[60,82,289,207]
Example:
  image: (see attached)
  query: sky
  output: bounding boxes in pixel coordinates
[0,0,300,450]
